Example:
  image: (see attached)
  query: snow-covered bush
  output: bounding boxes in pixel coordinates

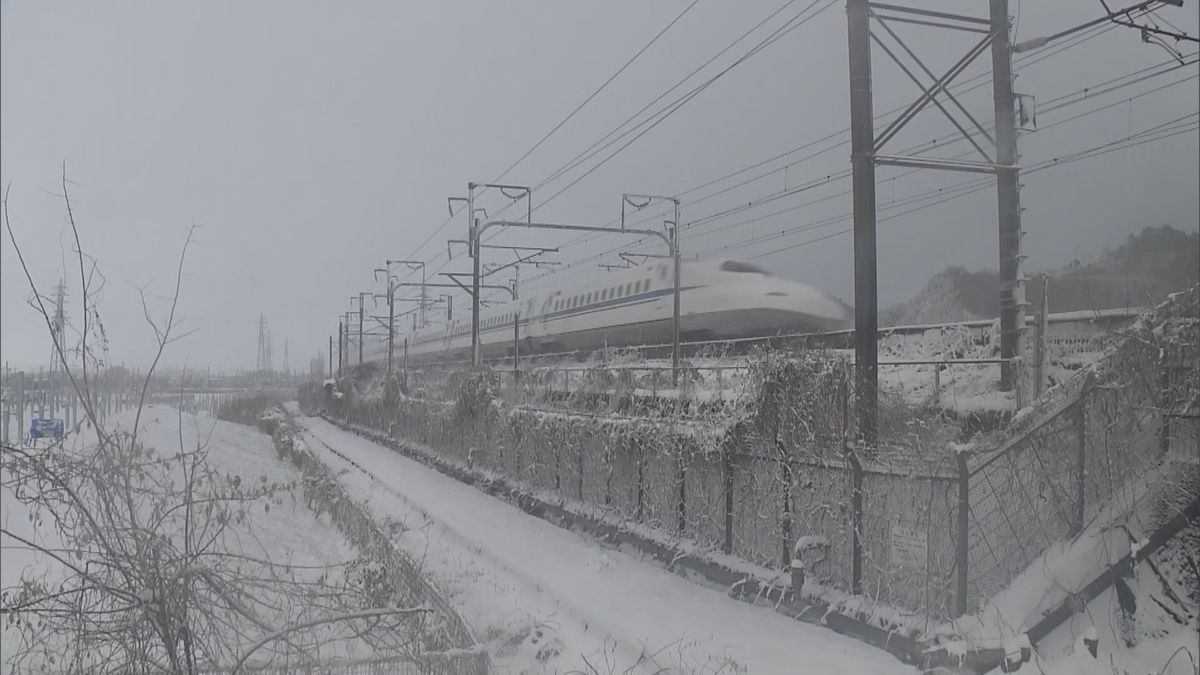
[1,186,439,672]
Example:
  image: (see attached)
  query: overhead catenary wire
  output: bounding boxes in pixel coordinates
[391,0,835,305]
[523,59,1197,290]
[447,4,1152,296]
[377,1,701,293]
[476,0,836,235]
[396,3,1178,310]
[520,14,1167,287]
[729,112,1200,260]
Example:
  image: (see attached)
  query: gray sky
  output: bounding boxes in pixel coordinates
[2,0,1197,371]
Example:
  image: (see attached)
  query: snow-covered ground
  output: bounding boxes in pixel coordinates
[292,412,919,674]
[1,405,359,671]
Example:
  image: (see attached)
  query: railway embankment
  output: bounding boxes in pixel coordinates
[306,285,1198,673]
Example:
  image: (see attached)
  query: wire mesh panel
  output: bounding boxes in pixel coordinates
[641,437,682,533]
[682,445,727,550]
[962,288,1199,611]
[965,406,1079,608]
[859,470,958,618]
[789,460,855,591]
[225,650,490,675]
[730,441,786,569]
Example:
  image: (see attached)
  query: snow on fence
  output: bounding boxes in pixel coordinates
[318,354,969,621]
[312,287,1198,626]
[960,287,1199,613]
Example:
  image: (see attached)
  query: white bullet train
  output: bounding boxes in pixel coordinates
[367,259,851,363]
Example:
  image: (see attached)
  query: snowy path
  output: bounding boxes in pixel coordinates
[296,415,917,675]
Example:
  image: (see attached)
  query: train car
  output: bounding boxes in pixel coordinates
[365,258,851,364]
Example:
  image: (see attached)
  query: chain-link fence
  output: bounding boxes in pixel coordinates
[960,287,1199,612]
[311,287,1198,626]
[205,651,490,674]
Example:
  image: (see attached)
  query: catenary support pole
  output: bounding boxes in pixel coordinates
[469,185,481,367]
[671,223,681,387]
[991,0,1025,391]
[513,312,520,379]
[387,276,395,379]
[847,0,878,450]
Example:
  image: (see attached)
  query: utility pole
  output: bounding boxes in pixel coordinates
[388,277,396,377]
[386,260,428,328]
[622,193,681,386]
[846,0,878,449]
[337,320,343,377]
[460,182,532,368]
[375,267,398,380]
[990,0,1024,391]
[351,294,368,365]
[328,334,333,379]
[469,189,481,367]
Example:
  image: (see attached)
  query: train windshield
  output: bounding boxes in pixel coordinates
[720,260,770,275]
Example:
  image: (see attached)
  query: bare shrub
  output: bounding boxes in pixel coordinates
[1,175,429,673]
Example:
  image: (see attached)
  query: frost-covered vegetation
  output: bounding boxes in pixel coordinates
[311,285,1198,669]
[0,182,471,673]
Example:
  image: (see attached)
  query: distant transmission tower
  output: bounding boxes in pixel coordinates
[255,314,271,374]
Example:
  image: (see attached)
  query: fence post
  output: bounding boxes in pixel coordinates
[1158,340,1171,455]
[17,373,25,443]
[956,450,970,616]
[1074,396,1087,535]
[780,445,793,568]
[677,438,687,535]
[723,436,734,555]
[636,434,645,523]
[849,450,863,595]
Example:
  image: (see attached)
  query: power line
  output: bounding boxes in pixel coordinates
[524,15,1158,280]
[734,114,1200,260]
[383,1,702,288]
[393,0,822,303]
[488,0,702,187]
[530,60,1195,283]
[401,3,1173,307]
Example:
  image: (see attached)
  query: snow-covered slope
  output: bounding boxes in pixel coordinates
[293,413,920,674]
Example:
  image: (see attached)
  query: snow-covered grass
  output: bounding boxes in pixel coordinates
[292,412,921,675]
[1,405,362,671]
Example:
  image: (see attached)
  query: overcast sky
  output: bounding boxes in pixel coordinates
[2,1,1197,371]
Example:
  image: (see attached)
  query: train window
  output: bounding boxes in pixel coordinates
[720,260,770,275]
[623,283,631,296]
[660,265,667,280]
